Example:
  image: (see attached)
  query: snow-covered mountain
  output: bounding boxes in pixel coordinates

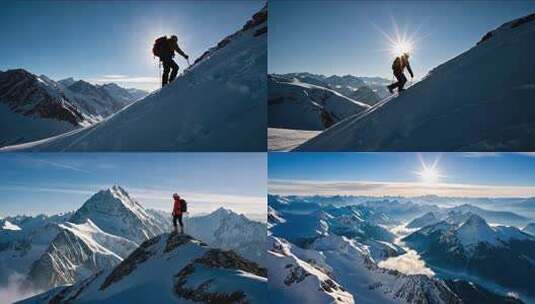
[185,207,266,264]
[25,186,166,291]
[69,185,164,244]
[407,212,441,228]
[0,69,87,146]
[297,13,535,151]
[0,213,71,285]
[27,220,138,290]
[268,195,529,303]
[406,204,531,228]
[0,69,146,147]
[19,233,267,304]
[268,75,370,130]
[403,214,535,298]
[1,185,267,302]
[277,72,390,101]
[268,234,462,304]
[6,5,267,152]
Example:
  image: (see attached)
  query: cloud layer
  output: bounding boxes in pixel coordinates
[269,179,535,197]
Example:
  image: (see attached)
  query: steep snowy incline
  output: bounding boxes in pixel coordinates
[27,220,138,290]
[20,233,267,304]
[268,75,370,130]
[9,6,267,152]
[297,13,535,151]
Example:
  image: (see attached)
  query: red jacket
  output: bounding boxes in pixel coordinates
[172,198,181,215]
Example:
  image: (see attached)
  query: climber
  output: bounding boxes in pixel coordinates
[172,193,188,234]
[153,35,189,87]
[387,52,414,93]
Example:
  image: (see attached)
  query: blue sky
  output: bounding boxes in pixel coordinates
[269,153,535,197]
[0,1,264,91]
[0,153,266,217]
[269,0,535,79]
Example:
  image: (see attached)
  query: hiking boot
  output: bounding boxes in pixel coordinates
[387,85,394,94]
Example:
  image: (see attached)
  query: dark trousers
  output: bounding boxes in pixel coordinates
[162,58,179,87]
[173,213,183,231]
[389,71,407,92]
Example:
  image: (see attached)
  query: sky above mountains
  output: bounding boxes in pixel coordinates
[0,153,266,217]
[269,0,535,80]
[0,1,264,91]
[269,153,535,197]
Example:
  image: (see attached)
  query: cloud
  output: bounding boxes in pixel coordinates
[0,273,43,303]
[268,179,535,198]
[126,187,267,216]
[88,75,159,84]
[22,156,91,174]
[378,249,435,276]
[462,152,503,158]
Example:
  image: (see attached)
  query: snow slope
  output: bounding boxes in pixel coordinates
[268,127,320,151]
[19,233,267,304]
[27,220,138,290]
[268,75,370,130]
[6,6,267,152]
[297,13,535,151]
[0,214,71,285]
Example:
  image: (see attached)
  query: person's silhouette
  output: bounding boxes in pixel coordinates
[387,53,413,93]
[159,35,189,87]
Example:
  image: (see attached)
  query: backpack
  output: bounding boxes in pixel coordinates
[152,36,168,58]
[180,199,187,213]
[392,57,401,71]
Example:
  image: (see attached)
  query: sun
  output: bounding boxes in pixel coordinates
[416,154,442,184]
[418,166,439,184]
[392,39,413,56]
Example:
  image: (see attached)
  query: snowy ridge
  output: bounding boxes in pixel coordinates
[268,75,370,130]
[6,5,267,151]
[19,233,267,304]
[27,219,138,290]
[296,13,535,151]
[267,236,355,304]
[0,69,146,147]
[403,214,535,299]
[69,185,164,244]
[185,207,266,264]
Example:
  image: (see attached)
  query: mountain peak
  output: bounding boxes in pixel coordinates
[456,214,497,247]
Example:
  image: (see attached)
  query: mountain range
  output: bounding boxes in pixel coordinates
[0,185,266,303]
[0,69,147,147]
[268,195,533,303]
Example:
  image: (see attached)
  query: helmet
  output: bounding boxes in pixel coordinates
[173,193,180,199]
[171,35,178,41]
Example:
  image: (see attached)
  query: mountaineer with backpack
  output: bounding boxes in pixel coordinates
[172,193,188,234]
[387,52,414,94]
[153,35,189,87]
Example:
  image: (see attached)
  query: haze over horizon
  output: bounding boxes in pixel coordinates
[269,153,535,197]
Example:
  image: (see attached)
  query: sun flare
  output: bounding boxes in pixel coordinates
[392,39,413,56]
[416,154,442,184]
